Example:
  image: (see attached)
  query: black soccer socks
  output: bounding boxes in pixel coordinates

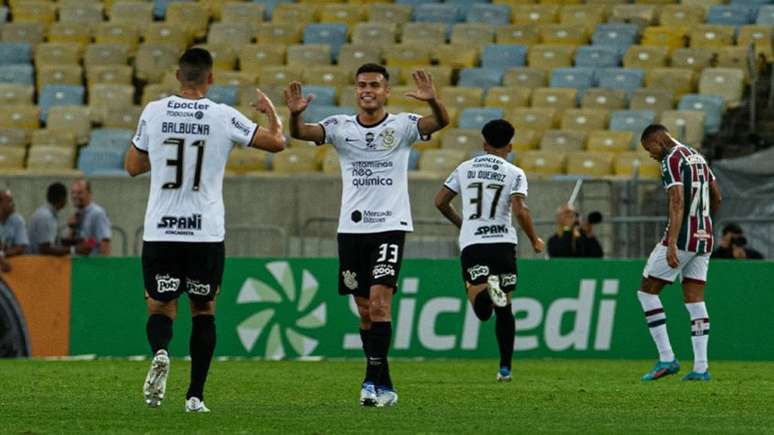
[187,314,216,400]
[365,321,392,386]
[473,290,494,321]
[494,305,515,370]
[146,313,173,354]
[362,327,393,388]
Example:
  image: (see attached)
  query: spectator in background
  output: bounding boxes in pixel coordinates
[712,223,764,260]
[0,190,29,272]
[547,204,604,258]
[66,179,112,256]
[28,182,69,256]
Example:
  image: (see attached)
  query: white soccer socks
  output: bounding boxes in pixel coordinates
[637,291,675,362]
[685,302,710,373]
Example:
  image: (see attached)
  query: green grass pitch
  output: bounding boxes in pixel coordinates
[1,359,772,434]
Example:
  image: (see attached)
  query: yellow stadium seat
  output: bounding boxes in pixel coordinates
[12,2,56,26]
[27,145,75,171]
[670,47,716,72]
[561,108,610,131]
[641,26,687,51]
[401,23,448,46]
[321,4,366,26]
[659,5,704,27]
[34,42,82,66]
[321,147,340,176]
[287,44,332,67]
[338,44,383,69]
[217,72,258,88]
[690,25,735,49]
[84,43,130,67]
[660,110,704,146]
[141,83,176,106]
[716,46,755,81]
[623,45,669,70]
[418,149,466,176]
[2,23,45,45]
[485,87,532,109]
[303,65,352,88]
[258,66,304,87]
[89,84,134,118]
[48,22,93,45]
[559,5,606,34]
[646,68,696,100]
[441,87,485,110]
[540,129,587,152]
[239,44,286,75]
[567,151,614,176]
[351,23,397,48]
[496,25,541,45]
[512,128,541,152]
[699,67,745,108]
[272,147,320,174]
[614,151,660,178]
[46,106,91,145]
[195,43,237,71]
[227,147,270,175]
[400,66,453,88]
[539,24,588,46]
[167,2,211,40]
[135,44,181,84]
[238,84,281,106]
[509,107,558,131]
[109,1,154,26]
[221,2,266,31]
[0,147,26,170]
[0,84,33,105]
[208,23,254,47]
[255,23,304,44]
[367,4,412,25]
[531,87,577,110]
[86,65,133,86]
[31,129,76,148]
[384,44,432,68]
[94,23,139,53]
[0,129,28,148]
[680,0,723,11]
[387,86,428,109]
[441,128,482,151]
[503,67,548,88]
[450,23,496,47]
[587,130,633,152]
[143,23,190,49]
[636,0,677,4]
[517,150,566,176]
[539,0,584,4]
[272,3,318,25]
[36,65,82,91]
[512,5,559,25]
[629,89,674,115]
[610,4,657,26]
[102,106,142,129]
[527,44,575,70]
[58,4,104,28]
[337,86,357,107]
[738,26,773,64]
[581,88,627,110]
[433,44,479,69]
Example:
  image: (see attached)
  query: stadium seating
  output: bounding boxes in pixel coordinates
[0,84,33,105]
[629,89,675,116]
[614,151,661,179]
[227,147,270,175]
[418,149,466,175]
[272,147,319,174]
[549,68,596,97]
[0,128,28,148]
[660,110,706,146]
[47,106,91,145]
[587,130,633,153]
[596,68,645,99]
[78,148,127,176]
[459,108,504,130]
[458,68,503,91]
[0,147,26,170]
[0,42,31,65]
[481,44,528,72]
[540,130,587,153]
[566,151,614,177]
[31,129,77,149]
[466,4,512,26]
[517,151,566,177]
[678,94,725,134]
[38,85,85,122]
[574,46,621,69]
[561,108,611,131]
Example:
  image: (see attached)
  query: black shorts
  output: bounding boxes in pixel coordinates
[460,242,518,293]
[337,231,406,298]
[142,241,225,302]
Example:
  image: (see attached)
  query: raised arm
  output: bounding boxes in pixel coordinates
[405,70,450,136]
[434,186,462,229]
[125,145,150,177]
[285,81,325,144]
[666,185,684,268]
[250,88,286,153]
[512,195,545,254]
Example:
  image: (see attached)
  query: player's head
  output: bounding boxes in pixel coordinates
[355,63,390,112]
[640,124,675,161]
[70,178,91,209]
[47,182,67,210]
[177,48,213,88]
[0,190,14,217]
[481,119,514,154]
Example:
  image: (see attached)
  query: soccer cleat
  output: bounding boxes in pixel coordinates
[359,382,377,407]
[496,367,512,382]
[487,275,507,308]
[144,349,170,408]
[641,359,680,381]
[375,386,398,407]
[185,397,211,413]
[682,371,711,381]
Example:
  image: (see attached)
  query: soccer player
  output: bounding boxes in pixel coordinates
[125,48,285,412]
[637,124,721,382]
[284,64,449,407]
[434,119,544,381]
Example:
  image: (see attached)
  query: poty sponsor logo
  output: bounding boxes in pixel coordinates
[156,274,180,293]
[187,279,211,296]
[501,273,517,287]
[467,265,489,280]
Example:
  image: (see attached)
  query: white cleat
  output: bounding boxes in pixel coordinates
[376,387,398,407]
[487,275,507,308]
[144,350,169,408]
[360,382,378,407]
[185,397,211,413]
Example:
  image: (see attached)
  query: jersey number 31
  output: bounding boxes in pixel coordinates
[163,137,206,191]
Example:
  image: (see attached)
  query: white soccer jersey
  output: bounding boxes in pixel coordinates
[319,112,427,234]
[133,95,258,242]
[444,154,528,250]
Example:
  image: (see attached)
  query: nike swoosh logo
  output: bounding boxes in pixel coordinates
[345,138,358,142]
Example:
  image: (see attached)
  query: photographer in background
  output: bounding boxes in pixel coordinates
[712,223,764,260]
[547,204,604,258]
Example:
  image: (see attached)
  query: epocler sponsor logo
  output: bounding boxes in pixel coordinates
[167,100,209,110]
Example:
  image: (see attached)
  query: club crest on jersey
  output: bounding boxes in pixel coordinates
[342,270,358,290]
[365,132,375,148]
[468,265,489,280]
[381,128,396,149]
[156,274,180,293]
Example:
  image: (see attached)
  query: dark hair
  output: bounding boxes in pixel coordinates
[722,223,743,235]
[355,63,389,82]
[482,119,515,149]
[47,182,67,205]
[178,48,213,85]
[640,123,669,143]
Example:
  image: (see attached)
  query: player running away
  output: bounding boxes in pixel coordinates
[434,119,544,381]
[285,64,449,406]
[637,124,721,382]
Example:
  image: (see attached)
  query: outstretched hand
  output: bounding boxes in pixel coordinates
[252,88,276,114]
[284,81,314,115]
[405,70,437,102]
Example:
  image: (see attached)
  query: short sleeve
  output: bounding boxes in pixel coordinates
[225,107,258,147]
[402,113,429,145]
[661,154,682,190]
[317,115,342,146]
[12,215,29,246]
[511,169,528,197]
[707,165,716,182]
[132,104,153,152]
[444,166,461,193]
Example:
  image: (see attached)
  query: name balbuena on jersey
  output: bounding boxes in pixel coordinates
[444,155,528,250]
[319,113,427,234]
[133,95,258,242]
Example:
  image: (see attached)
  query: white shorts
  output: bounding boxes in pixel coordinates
[642,243,710,284]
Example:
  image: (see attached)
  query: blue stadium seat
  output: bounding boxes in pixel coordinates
[153,0,193,19]
[596,68,645,99]
[254,0,294,20]
[592,24,639,55]
[481,44,528,71]
[459,108,504,130]
[304,24,349,60]
[0,6,7,23]
[305,105,357,123]
[610,110,657,147]
[207,85,239,106]
[550,68,596,97]
[0,43,32,66]
[465,4,512,26]
[78,147,127,175]
[89,128,134,151]
[413,4,462,24]
[0,65,34,86]
[39,85,84,122]
[574,46,621,69]
[396,0,441,6]
[446,0,490,17]
[731,0,772,5]
[458,68,503,91]
[304,85,337,107]
[678,94,725,134]
[707,5,755,26]
[758,5,774,24]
